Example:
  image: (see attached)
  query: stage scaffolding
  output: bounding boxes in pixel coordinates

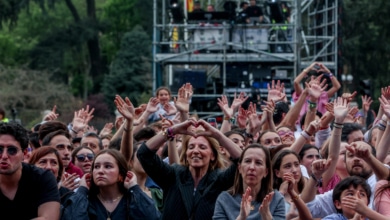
[152,0,341,117]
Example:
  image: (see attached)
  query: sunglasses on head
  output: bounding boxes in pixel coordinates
[0,146,20,156]
[76,153,94,162]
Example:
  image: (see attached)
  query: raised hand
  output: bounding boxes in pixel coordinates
[247,102,261,135]
[237,187,252,220]
[61,173,80,191]
[174,85,190,113]
[237,107,247,129]
[231,92,249,111]
[134,104,147,119]
[379,95,390,119]
[341,91,357,103]
[146,97,159,113]
[124,171,138,190]
[305,79,327,100]
[72,105,95,133]
[217,95,233,119]
[163,103,177,116]
[99,123,114,137]
[333,97,349,123]
[267,80,286,102]
[305,119,321,136]
[85,125,98,134]
[325,102,335,115]
[361,95,372,113]
[115,95,135,121]
[381,86,390,100]
[79,173,91,190]
[259,191,274,220]
[311,159,331,181]
[43,105,59,121]
[345,141,372,159]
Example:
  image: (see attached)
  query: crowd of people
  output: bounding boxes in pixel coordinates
[1,62,390,220]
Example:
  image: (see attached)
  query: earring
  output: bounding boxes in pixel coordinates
[118,176,124,182]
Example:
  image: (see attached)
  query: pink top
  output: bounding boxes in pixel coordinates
[374,180,390,217]
[293,91,329,123]
[318,174,341,194]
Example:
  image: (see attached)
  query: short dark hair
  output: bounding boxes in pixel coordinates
[134,127,156,142]
[82,132,103,150]
[332,176,371,213]
[273,101,290,125]
[299,144,319,161]
[341,123,363,142]
[41,130,71,146]
[29,147,64,182]
[38,121,68,141]
[0,122,29,150]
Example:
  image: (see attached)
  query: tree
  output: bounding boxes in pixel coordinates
[102,26,152,107]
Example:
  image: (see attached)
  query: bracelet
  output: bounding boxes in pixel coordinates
[291,194,299,201]
[307,100,317,109]
[166,127,175,141]
[311,173,322,187]
[326,72,334,79]
[378,123,386,131]
[333,122,344,129]
[301,131,312,140]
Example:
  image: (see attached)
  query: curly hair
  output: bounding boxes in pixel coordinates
[0,122,29,150]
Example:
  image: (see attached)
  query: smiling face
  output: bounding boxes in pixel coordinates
[186,136,215,171]
[277,127,295,146]
[239,148,268,189]
[35,153,60,179]
[157,89,171,105]
[74,148,94,174]
[92,153,121,187]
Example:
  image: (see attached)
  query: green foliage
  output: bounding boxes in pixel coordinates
[102,25,152,108]
[0,65,79,127]
[343,0,390,100]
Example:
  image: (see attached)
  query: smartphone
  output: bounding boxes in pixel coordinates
[207,118,217,128]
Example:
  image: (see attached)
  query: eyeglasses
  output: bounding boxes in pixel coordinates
[76,153,94,162]
[0,146,20,156]
[277,131,294,137]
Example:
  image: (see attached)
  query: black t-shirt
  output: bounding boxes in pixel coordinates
[245,5,264,17]
[1,163,60,219]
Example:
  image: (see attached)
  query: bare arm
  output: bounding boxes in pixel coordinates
[115,95,135,162]
[278,88,308,129]
[322,97,348,189]
[36,201,60,220]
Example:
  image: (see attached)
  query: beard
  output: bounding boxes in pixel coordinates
[348,167,372,180]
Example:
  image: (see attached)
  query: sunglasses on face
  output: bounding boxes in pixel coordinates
[76,153,94,162]
[0,146,20,156]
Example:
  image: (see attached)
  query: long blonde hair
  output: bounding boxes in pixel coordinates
[179,131,225,171]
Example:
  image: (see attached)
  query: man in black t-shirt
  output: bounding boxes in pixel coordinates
[245,0,264,23]
[0,122,60,219]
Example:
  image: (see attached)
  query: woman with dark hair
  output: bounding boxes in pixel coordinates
[272,149,306,214]
[29,147,73,204]
[258,130,282,148]
[213,144,285,219]
[137,119,242,219]
[71,146,94,174]
[61,149,160,220]
[299,144,320,176]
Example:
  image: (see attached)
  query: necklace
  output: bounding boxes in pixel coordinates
[106,210,112,220]
[97,194,123,204]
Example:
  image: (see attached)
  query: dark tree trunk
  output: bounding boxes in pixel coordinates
[86,0,102,80]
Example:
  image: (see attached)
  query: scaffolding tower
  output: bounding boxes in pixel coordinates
[152,0,341,117]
